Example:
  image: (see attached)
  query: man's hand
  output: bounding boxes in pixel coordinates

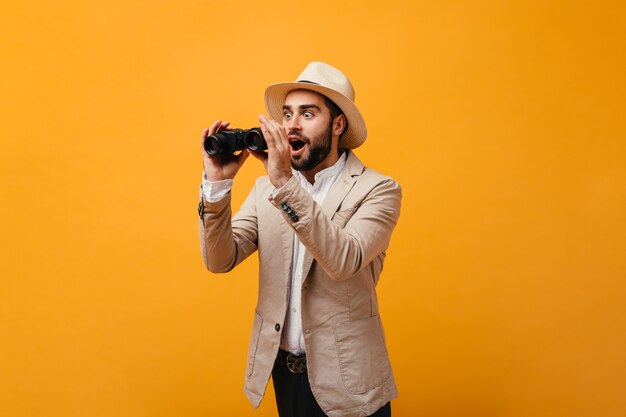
[201,120,249,181]
[252,114,293,188]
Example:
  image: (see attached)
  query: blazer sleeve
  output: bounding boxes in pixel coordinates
[198,183,259,273]
[268,174,402,281]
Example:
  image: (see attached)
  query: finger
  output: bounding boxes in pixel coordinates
[267,124,289,153]
[220,121,230,129]
[208,120,222,136]
[259,114,286,150]
[270,120,288,143]
[216,121,230,134]
[259,120,277,149]
[239,148,251,163]
[262,116,287,141]
[259,123,273,147]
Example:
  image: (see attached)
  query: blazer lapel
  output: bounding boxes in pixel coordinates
[300,151,364,282]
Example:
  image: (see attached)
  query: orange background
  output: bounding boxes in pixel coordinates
[1,1,625,416]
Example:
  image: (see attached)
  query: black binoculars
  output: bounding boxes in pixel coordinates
[204,128,267,156]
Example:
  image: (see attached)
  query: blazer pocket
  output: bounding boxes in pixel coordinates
[246,310,263,377]
[331,207,357,228]
[333,315,391,394]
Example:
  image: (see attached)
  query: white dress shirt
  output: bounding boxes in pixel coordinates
[202,152,347,354]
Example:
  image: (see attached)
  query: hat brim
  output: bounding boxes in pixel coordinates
[264,82,367,149]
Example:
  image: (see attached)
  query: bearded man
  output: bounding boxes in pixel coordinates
[198,62,402,417]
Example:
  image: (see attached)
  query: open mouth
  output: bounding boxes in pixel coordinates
[290,140,306,151]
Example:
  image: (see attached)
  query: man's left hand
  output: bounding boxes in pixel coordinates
[252,114,293,188]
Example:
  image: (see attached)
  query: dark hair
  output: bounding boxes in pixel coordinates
[323,96,348,140]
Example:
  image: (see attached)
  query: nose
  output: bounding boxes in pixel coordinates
[283,115,302,133]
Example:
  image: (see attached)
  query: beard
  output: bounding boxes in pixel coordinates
[290,121,334,172]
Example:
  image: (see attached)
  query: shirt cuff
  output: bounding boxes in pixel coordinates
[201,172,233,203]
[270,172,297,198]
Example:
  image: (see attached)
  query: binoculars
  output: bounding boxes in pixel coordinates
[204,128,267,156]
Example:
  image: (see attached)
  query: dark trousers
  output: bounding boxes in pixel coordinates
[272,357,391,417]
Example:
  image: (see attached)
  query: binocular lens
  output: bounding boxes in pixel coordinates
[204,131,244,155]
[244,129,266,151]
[204,136,223,156]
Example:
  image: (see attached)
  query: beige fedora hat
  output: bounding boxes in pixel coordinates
[264,62,367,149]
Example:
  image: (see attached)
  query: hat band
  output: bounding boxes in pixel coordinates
[296,80,320,85]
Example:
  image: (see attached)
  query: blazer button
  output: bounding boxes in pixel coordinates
[275,323,281,332]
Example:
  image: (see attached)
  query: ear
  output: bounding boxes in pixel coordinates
[332,114,346,137]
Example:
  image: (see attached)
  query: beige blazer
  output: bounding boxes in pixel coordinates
[199,151,402,417]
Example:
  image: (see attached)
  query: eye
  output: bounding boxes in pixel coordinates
[283,112,292,120]
[303,111,313,118]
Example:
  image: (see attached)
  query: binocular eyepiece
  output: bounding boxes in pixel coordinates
[204,128,267,156]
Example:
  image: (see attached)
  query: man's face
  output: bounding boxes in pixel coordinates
[282,90,336,172]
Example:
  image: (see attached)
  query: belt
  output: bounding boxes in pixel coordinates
[276,349,307,374]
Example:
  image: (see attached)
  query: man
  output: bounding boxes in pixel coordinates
[198,62,401,417]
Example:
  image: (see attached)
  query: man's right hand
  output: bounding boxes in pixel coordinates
[202,120,250,181]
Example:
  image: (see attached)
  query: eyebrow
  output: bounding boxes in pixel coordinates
[282,104,322,112]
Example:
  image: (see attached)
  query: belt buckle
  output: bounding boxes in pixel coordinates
[285,353,306,374]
